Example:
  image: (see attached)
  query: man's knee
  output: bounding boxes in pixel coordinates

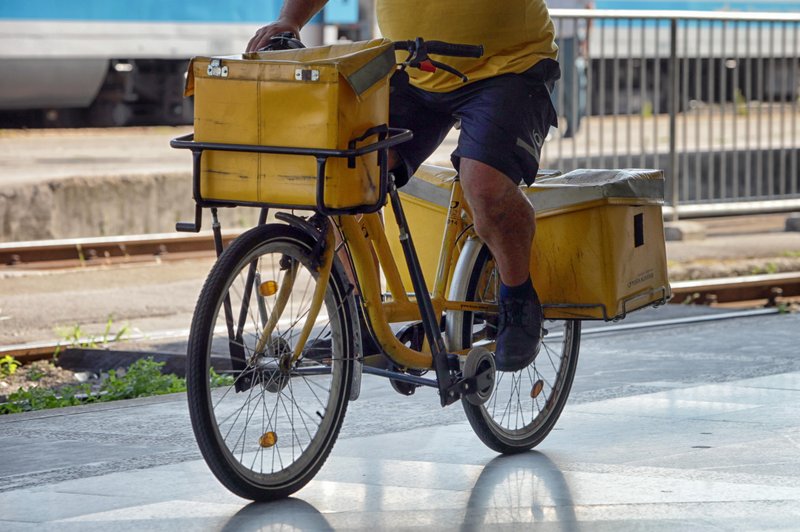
[460,158,515,204]
[460,158,535,235]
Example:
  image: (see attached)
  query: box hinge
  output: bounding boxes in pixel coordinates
[207,59,229,78]
[295,68,320,82]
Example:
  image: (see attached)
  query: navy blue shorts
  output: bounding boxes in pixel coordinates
[389,59,560,187]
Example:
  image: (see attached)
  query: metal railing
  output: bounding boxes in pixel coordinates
[543,9,800,219]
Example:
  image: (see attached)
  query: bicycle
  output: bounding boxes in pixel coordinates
[171,37,666,501]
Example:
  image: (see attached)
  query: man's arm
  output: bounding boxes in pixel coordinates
[247,0,329,52]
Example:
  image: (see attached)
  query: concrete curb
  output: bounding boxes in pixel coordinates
[664,220,707,241]
[0,172,262,242]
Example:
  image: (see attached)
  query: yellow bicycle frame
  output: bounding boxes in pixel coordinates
[336,178,497,370]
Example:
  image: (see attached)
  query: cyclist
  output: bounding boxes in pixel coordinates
[248,1,560,372]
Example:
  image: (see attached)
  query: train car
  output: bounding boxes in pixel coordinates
[560,1,800,114]
[1,1,796,127]
[595,1,800,10]
[0,0,360,127]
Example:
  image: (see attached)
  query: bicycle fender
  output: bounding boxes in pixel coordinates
[274,211,363,400]
[348,297,363,401]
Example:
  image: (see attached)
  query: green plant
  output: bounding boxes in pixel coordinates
[101,358,186,401]
[0,383,93,414]
[54,316,131,357]
[0,355,21,377]
[0,357,187,415]
[210,367,235,388]
[750,262,779,275]
[27,366,46,381]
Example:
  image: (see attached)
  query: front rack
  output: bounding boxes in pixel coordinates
[170,126,413,231]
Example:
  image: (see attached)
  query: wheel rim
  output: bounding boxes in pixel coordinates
[200,238,350,487]
[458,247,579,444]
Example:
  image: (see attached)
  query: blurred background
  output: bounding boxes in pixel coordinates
[1,1,799,229]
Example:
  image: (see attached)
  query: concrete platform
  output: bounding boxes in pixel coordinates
[2,126,800,245]
[2,310,799,530]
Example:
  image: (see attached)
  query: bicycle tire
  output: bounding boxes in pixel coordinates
[187,223,355,501]
[447,241,581,454]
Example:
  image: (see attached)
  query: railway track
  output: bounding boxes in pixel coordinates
[0,231,243,270]
[670,272,800,306]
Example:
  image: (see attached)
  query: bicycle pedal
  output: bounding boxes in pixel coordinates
[387,363,425,397]
[446,353,461,371]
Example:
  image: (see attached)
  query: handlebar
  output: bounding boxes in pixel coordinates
[393,38,484,82]
[256,35,484,83]
[393,39,484,59]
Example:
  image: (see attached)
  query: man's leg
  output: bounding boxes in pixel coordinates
[459,158,535,285]
[459,158,543,372]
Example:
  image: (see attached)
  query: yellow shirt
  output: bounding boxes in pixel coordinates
[376,0,558,92]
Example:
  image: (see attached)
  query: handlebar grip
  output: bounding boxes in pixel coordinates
[393,40,415,51]
[424,41,484,58]
[258,32,305,52]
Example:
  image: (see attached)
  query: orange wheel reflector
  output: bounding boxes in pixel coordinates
[531,379,544,399]
[259,431,278,448]
[259,280,278,297]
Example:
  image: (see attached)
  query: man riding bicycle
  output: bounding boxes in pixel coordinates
[248,1,560,372]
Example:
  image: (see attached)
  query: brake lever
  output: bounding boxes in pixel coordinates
[400,37,470,82]
[427,59,468,82]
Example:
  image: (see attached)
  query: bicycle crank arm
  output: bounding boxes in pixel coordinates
[446,368,494,406]
[454,347,497,406]
[361,366,439,388]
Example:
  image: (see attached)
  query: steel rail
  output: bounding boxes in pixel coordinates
[670,272,800,305]
[2,272,798,365]
[0,230,244,269]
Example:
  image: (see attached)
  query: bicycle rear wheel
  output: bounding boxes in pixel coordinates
[447,241,581,454]
[186,223,355,501]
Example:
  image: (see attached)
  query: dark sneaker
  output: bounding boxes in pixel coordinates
[494,289,544,372]
[302,334,332,361]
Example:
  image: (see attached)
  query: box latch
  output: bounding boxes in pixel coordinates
[207,59,229,78]
[295,68,320,82]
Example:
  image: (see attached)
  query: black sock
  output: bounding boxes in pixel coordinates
[500,276,535,300]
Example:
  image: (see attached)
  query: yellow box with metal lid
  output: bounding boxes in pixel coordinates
[184,39,396,211]
[386,166,671,321]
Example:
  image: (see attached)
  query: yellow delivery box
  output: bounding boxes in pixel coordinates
[386,166,671,321]
[185,39,395,211]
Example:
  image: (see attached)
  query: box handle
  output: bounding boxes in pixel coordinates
[347,124,390,169]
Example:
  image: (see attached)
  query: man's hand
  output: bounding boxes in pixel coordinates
[247,20,301,52]
[246,0,328,53]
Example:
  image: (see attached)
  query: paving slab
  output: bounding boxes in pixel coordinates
[1,312,799,530]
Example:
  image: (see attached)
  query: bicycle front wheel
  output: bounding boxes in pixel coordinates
[447,241,581,454]
[186,223,355,501]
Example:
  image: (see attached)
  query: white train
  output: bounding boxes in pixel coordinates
[0,0,361,126]
[1,1,796,126]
